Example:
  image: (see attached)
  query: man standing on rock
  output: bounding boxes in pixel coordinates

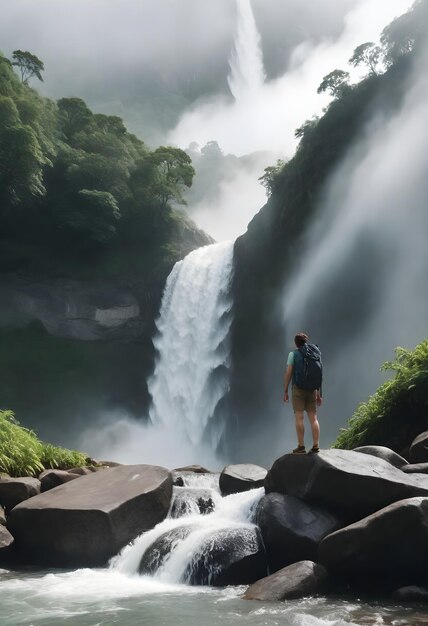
[283,332,322,454]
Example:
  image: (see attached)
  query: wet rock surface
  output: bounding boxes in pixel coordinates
[244,560,329,601]
[220,464,267,495]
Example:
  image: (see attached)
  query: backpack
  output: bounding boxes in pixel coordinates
[293,343,323,391]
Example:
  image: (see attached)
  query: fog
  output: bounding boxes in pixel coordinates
[282,44,428,445]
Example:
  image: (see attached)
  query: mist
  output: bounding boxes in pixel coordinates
[281,44,428,445]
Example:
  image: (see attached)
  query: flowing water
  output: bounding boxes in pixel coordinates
[147,241,234,463]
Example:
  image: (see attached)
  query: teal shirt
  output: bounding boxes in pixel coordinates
[287,351,295,366]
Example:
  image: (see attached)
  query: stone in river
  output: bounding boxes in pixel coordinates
[244,560,329,601]
[220,464,267,495]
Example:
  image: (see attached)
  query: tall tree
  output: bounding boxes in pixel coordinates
[11,50,44,84]
[317,70,351,98]
[349,42,382,75]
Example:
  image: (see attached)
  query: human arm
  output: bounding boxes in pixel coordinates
[283,365,293,402]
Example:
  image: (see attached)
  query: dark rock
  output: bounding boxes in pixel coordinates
[7,464,172,568]
[170,489,215,518]
[0,477,41,511]
[139,526,193,575]
[244,560,329,601]
[402,463,428,474]
[173,465,212,474]
[265,450,428,520]
[392,586,428,602]
[0,525,14,562]
[353,446,408,469]
[39,470,81,492]
[184,526,267,586]
[409,432,428,464]
[0,505,6,525]
[220,464,267,495]
[68,466,98,475]
[173,475,185,487]
[319,497,428,589]
[256,493,342,572]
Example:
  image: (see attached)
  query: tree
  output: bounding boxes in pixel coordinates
[349,42,382,75]
[317,70,350,98]
[259,159,285,197]
[57,98,93,140]
[11,50,44,84]
[133,146,195,209]
[59,189,120,243]
[381,0,428,66]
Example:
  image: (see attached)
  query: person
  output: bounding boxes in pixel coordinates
[283,332,322,454]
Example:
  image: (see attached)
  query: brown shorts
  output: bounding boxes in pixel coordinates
[292,385,317,413]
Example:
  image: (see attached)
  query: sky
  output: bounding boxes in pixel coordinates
[0,0,413,239]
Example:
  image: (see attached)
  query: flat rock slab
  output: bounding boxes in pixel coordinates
[7,464,172,568]
[0,477,41,511]
[244,560,329,601]
[265,450,428,519]
[353,446,408,468]
[319,497,428,589]
[220,464,267,495]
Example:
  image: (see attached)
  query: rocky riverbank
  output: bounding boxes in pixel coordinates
[2,432,428,603]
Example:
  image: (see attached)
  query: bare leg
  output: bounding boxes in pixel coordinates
[294,411,305,447]
[307,410,320,448]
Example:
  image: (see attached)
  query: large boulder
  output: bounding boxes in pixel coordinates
[409,432,428,464]
[139,526,193,575]
[220,464,267,495]
[244,560,329,601]
[39,469,81,492]
[256,493,342,572]
[402,463,428,474]
[7,464,172,567]
[265,450,428,520]
[184,526,267,586]
[353,446,408,469]
[319,497,428,589]
[0,477,41,511]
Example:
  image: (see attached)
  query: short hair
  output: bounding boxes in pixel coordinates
[294,332,308,347]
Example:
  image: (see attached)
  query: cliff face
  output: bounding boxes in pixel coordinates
[0,217,212,444]
[229,56,415,455]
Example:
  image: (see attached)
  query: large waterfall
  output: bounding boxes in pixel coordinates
[147,241,234,462]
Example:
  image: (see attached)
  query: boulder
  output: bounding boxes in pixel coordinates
[353,446,408,469]
[319,497,428,589]
[244,560,329,601]
[173,465,212,474]
[392,586,428,602]
[139,526,193,575]
[265,450,428,520]
[409,432,428,464]
[170,489,215,518]
[402,463,428,474]
[256,493,342,572]
[0,477,41,511]
[39,469,81,492]
[7,464,172,567]
[220,464,267,495]
[68,466,99,475]
[0,505,6,525]
[184,526,268,586]
[0,524,14,564]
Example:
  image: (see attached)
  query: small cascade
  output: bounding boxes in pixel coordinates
[148,242,234,456]
[111,474,264,586]
[228,0,265,100]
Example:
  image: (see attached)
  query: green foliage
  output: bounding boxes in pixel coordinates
[381,0,428,66]
[259,159,286,196]
[0,409,88,476]
[333,341,428,452]
[11,50,44,84]
[317,69,351,98]
[61,189,121,243]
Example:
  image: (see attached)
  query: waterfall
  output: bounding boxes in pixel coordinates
[147,241,234,459]
[111,473,264,585]
[228,0,265,100]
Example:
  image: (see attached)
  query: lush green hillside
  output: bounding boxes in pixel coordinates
[333,341,428,455]
[0,51,207,280]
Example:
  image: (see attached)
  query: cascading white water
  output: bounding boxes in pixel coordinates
[111,474,263,585]
[227,0,265,100]
[148,241,234,456]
